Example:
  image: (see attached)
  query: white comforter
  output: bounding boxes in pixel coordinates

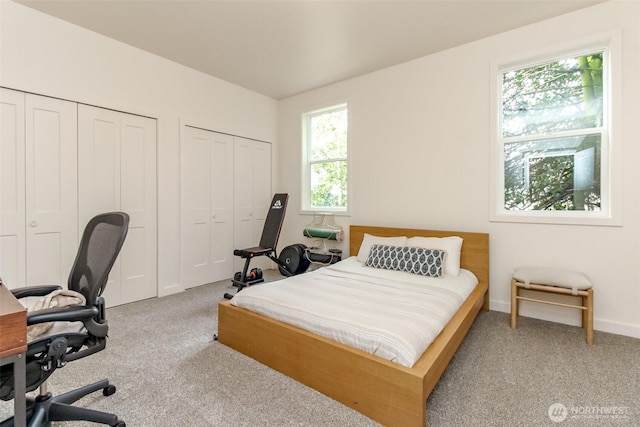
[230,256,478,368]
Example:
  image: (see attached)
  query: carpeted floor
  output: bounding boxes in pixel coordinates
[2,271,639,426]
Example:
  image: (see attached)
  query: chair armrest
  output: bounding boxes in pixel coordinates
[27,305,99,326]
[11,285,63,299]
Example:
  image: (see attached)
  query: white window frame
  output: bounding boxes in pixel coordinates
[489,31,622,226]
[301,103,350,214]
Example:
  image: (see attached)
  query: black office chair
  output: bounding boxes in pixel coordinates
[0,212,129,427]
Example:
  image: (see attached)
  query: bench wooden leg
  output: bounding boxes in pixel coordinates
[510,279,518,328]
[511,279,594,344]
[585,288,594,345]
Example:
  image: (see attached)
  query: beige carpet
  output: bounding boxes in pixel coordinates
[2,271,639,426]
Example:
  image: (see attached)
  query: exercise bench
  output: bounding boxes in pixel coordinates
[224,193,290,299]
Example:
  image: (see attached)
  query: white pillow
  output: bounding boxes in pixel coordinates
[406,236,463,276]
[356,234,407,263]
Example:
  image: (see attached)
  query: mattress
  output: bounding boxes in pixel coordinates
[230,256,478,367]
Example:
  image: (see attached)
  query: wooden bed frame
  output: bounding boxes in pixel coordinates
[217,225,489,426]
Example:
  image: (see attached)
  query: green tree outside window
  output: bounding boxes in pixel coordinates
[501,52,604,211]
[305,106,348,210]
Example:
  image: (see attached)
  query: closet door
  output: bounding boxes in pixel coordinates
[78,105,157,306]
[25,94,78,288]
[181,127,234,288]
[209,132,234,280]
[0,90,78,290]
[181,126,210,287]
[0,88,26,289]
[233,138,272,271]
[251,140,272,243]
[120,112,157,303]
[233,137,254,263]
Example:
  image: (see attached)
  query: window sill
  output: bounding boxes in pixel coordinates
[490,211,622,227]
[300,209,351,217]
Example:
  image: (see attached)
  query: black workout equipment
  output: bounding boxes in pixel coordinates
[224,194,306,300]
[248,267,263,281]
[278,244,310,276]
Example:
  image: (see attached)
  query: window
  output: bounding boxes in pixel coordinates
[491,35,620,225]
[302,104,348,212]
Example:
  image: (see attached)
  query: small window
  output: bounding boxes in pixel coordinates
[302,104,348,212]
[491,35,620,225]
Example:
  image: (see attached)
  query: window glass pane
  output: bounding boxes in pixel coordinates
[310,109,347,161]
[504,134,601,211]
[310,160,347,208]
[502,52,604,138]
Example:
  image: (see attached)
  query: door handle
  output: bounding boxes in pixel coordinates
[29,220,38,227]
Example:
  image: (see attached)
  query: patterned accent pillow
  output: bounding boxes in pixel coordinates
[363,244,446,277]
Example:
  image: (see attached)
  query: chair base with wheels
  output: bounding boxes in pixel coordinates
[8,380,124,427]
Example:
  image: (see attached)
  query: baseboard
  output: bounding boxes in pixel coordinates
[490,299,640,339]
[158,283,183,297]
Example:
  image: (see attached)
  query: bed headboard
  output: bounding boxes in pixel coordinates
[349,225,489,289]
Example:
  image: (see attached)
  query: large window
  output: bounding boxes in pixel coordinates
[492,36,620,225]
[302,104,348,212]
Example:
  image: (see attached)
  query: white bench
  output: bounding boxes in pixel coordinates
[511,267,594,344]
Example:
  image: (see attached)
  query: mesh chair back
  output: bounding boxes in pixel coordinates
[68,212,129,305]
[258,194,288,250]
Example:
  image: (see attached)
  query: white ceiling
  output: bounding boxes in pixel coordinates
[17,0,604,99]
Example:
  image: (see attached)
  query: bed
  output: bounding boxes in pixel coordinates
[217,225,489,426]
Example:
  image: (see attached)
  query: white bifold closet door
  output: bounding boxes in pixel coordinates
[78,104,157,306]
[1,88,27,288]
[233,137,272,272]
[180,126,234,288]
[0,88,77,290]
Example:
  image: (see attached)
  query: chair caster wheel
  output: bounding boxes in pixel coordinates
[115,422,126,427]
[103,385,117,396]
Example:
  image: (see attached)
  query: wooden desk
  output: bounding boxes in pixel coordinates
[0,284,27,427]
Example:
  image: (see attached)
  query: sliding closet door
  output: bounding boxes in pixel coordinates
[0,88,26,288]
[78,105,157,306]
[181,126,234,288]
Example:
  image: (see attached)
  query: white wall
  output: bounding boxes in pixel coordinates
[0,1,278,297]
[277,1,640,338]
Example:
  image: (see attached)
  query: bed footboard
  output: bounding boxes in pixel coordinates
[218,300,427,426]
